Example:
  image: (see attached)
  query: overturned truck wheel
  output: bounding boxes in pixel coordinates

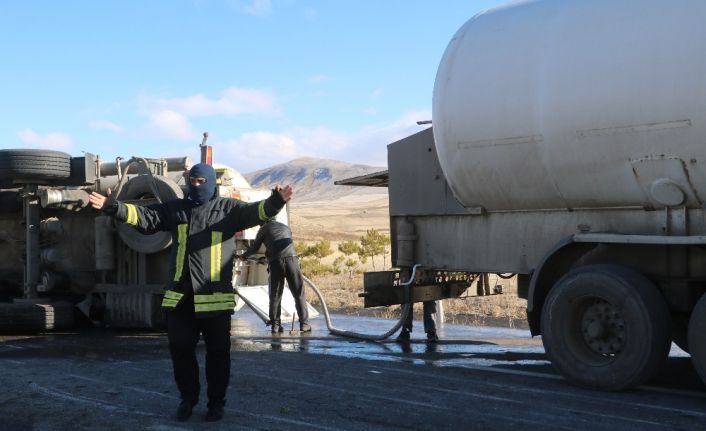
[116,175,183,254]
[0,149,71,182]
[540,265,671,391]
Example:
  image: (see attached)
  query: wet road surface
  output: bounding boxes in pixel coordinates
[0,309,704,430]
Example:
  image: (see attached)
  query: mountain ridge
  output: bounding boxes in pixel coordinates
[244,157,387,203]
[244,157,390,239]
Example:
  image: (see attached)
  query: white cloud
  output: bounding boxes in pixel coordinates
[219,131,298,171]
[369,88,383,99]
[145,110,198,141]
[228,0,272,16]
[140,87,280,118]
[339,110,432,166]
[89,120,123,133]
[214,110,431,172]
[135,86,281,141]
[17,129,74,150]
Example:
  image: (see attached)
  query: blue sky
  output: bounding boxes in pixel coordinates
[1,0,507,173]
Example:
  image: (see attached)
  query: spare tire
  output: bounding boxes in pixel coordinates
[117,175,183,254]
[0,149,71,182]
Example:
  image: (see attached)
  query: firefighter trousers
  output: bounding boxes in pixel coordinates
[268,255,308,325]
[166,301,231,406]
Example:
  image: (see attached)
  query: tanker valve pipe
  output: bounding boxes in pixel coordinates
[39,189,91,211]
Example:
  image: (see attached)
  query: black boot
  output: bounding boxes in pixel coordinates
[270,319,283,333]
[395,330,411,342]
[205,401,225,422]
[176,400,195,421]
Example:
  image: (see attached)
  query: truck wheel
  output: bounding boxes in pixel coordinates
[688,295,706,385]
[0,149,71,182]
[116,175,183,254]
[540,264,671,391]
[0,301,75,333]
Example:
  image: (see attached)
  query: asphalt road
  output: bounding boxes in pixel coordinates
[0,310,704,431]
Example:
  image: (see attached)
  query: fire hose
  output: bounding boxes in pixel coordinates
[240,260,420,341]
[303,264,421,341]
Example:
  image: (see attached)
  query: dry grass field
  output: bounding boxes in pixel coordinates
[288,195,390,241]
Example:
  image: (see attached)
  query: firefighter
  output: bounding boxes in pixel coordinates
[89,163,292,422]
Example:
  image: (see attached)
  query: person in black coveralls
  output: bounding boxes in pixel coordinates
[242,219,310,333]
[89,163,292,422]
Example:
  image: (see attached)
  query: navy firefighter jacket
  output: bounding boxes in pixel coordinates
[108,191,285,317]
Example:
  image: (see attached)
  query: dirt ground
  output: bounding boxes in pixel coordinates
[0,310,703,431]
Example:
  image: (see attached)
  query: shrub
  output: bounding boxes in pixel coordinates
[300,258,336,277]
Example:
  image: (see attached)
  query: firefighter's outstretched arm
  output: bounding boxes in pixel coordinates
[89,188,168,233]
[230,185,292,232]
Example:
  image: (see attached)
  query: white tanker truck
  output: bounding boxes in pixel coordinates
[346,0,706,390]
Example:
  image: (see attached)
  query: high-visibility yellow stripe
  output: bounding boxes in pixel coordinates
[210,231,222,282]
[162,298,179,308]
[130,204,138,225]
[194,292,234,312]
[161,290,184,308]
[124,203,138,226]
[195,301,235,313]
[173,224,188,282]
[164,290,184,301]
[194,292,233,303]
[258,201,270,222]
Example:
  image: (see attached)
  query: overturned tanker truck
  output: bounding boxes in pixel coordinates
[0,137,284,331]
[343,0,706,390]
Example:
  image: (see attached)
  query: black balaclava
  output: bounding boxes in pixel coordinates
[187,163,217,205]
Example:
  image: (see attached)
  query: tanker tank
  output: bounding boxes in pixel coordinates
[432,0,706,211]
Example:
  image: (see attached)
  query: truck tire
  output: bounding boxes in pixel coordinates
[540,265,671,391]
[688,295,706,385]
[0,149,71,182]
[116,175,183,254]
[0,301,75,333]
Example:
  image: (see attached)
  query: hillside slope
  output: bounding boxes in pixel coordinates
[244,158,389,239]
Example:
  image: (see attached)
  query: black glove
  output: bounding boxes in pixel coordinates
[270,187,286,208]
[102,199,119,216]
